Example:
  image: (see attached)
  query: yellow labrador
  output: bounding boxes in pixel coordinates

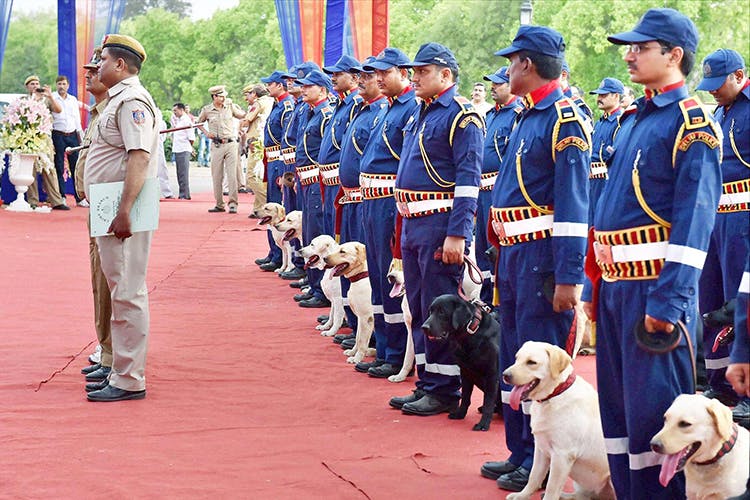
[503,341,614,500]
[651,394,749,500]
[299,235,344,336]
[254,203,301,274]
[324,242,375,364]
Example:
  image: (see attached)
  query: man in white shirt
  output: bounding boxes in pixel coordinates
[51,75,86,206]
[171,102,194,199]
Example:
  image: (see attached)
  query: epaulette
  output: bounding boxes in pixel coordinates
[554,98,579,124]
[283,99,294,112]
[679,96,711,130]
[449,97,483,145]
[453,95,476,114]
[572,95,593,116]
[321,106,333,120]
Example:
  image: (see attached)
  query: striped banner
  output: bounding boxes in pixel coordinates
[0,0,12,77]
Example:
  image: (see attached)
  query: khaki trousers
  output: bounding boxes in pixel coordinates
[211,142,238,209]
[87,220,113,367]
[27,169,65,206]
[97,230,152,391]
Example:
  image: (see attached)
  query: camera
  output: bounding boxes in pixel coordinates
[35,88,45,93]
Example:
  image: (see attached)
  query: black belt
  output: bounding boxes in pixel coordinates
[213,138,236,144]
[53,130,77,136]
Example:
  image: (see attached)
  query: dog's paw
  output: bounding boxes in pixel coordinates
[315,325,326,331]
[448,409,467,420]
[388,374,407,383]
[346,356,356,363]
[320,330,335,337]
[343,349,354,356]
[472,420,491,431]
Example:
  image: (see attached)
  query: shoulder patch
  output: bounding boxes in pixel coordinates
[321,106,333,119]
[679,96,711,130]
[459,115,484,129]
[283,100,294,112]
[132,109,146,125]
[554,98,578,123]
[678,131,720,151]
[555,135,589,152]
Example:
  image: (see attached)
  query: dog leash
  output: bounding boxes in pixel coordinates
[634,319,697,386]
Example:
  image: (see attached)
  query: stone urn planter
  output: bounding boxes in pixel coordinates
[5,151,36,212]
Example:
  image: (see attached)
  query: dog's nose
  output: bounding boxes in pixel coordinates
[649,438,664,454]
[421,322,432,336]
[387,274,396,284]
[502,368,513,385]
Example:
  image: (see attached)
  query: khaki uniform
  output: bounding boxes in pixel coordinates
[243,95,273,211]
[197,100,245,209]
[84,75,159,392]
[74,99,113,368]
[27,94,65,207]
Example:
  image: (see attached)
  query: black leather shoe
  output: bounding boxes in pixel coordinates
[341,338,356,350]
[208,206,225,213]
[259,261,281,272]
[290,278,308,289]
[299,296,331,308]
[52,204,71,210]
[334,332,355,344]
[703,387,740,407]
[294,291,313,302]
[85,365,111,381]
[389,389,427,409]
[497,466,531,492]
[279,268,306,280]
[255,256,272,265]
[480,460,519,480]
[368,363,402,378]
[87,384,146,402]
[81,363,101,375]
[85,379,109,393]
[317,314,330,324]
[401,394,458,416]
[733,398,750,429]
[355,358,385,373]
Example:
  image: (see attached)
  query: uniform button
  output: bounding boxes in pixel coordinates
[577,253,583,260]
[577,266,583,271]
[532,266,538,272]
[682,302,688,309]
[688,287,695,295]
[536,292,542,297]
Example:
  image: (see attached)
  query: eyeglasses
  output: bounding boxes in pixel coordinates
[624,43,666,55]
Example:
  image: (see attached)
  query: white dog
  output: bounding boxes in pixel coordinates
[324,242,375,364]
[503,341,615,500]
[651,394,749,500]
[299,235,344,336]
[254,203,302,274]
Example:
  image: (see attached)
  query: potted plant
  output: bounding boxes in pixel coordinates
[0,97,54,211]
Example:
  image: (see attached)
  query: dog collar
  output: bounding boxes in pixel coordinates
[537,371,576,403]
[349,271,369,283]
[694,423,739,466]
[466,303,486,335]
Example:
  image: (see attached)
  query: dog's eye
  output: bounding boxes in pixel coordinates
[526,360,537,366]
[678,421,692,428]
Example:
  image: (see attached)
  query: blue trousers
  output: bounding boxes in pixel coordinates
[597,280,693,499]
[402,212,461,399]
[363,198,408,364]
[339,202,365,332]
[323,184,339,237]
[265,160,283,263]
[588,177,606,226]
[475,189,494,304]
[495,238,575,471]
[699,210,750,396]
[301,181,325,300]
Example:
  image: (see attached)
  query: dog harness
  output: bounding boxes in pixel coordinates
[694,423,739,466]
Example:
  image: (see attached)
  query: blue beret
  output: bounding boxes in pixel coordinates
[697,49,745,91]
[495,25,565,59]
[363,47,411,71]
[607,8,698,53]
[484,66,510,84]
[589,77,625,95]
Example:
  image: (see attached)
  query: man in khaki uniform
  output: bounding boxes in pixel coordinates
[83,34,159,402]
[23,75,69,210]
[240,84,273,214]
[73,48,114,389]
[197,85,246,213]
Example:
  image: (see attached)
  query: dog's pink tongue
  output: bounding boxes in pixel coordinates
[509,384,529,411]
[658,451,683,487]
[389,281,404,298]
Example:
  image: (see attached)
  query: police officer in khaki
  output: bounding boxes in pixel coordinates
[197,85,246,213]
[240,83,273,214]
[83,34,159,402]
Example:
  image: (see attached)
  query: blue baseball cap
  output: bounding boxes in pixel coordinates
[261,71,287,84]
[697,49,746,91]
[295,69,332,88]
[292,61,322,80]
[589,77,625,95]
[561,59,570,74]
[402,42,458,71]
[607,8,698,53]
[323,54,361,74]
[495,25,566,58]
[484,66,510,84]
[356,56,377,74]
[362,47,411,71]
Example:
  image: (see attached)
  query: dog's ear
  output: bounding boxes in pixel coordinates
[706,398,734,442]
[546,344,571,379]
[356,243,366,262]
[279,206,286,219]
[451,299,473,332]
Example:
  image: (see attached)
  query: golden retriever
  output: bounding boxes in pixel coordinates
[651,394,749,500]
[254,203,302,274]
[324,242,375,364]
[503,341,615,500]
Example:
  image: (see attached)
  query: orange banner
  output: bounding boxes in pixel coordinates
[298,0,324,66]
[371,0,389,56]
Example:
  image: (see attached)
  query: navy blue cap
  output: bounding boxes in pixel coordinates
[589,77,625,95]
[261,71,287,84]
[607,8,698,53]
[402,42,458,71]
[697,49,746,91]
[356,56,377,74]
[362,47,411,71]
[495,25,566,58]
[484,66,510,84]
[295,69,332,88]
[323,54,361,74]
[293,61,322,79]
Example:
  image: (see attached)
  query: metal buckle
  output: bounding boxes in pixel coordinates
[491,219,506,239]
[593,241,614,265]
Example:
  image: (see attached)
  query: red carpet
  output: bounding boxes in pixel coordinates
[0,192,595,499]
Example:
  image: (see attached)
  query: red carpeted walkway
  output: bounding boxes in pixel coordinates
[0,192,595,499]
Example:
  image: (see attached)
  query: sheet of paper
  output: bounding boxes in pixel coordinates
[89,178,160,237]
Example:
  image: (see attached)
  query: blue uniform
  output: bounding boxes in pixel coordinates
[477,96,522,304]
[732,264,749,366]
[593,83,721,499]
[588,107,623,224]
[281,97,308,213]
[396,84,483,399]
[263,92,295,263]
[318,90,362,237]
[359,87,418,365]
[296,99,333,300]
[489,80,590,472]
[699,83,750,400]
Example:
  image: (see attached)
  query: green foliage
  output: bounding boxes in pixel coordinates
[123,0,191,20]
[0,12,58,92]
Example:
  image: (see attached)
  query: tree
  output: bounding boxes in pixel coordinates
[123,0,191,20]
[0,12,57,92]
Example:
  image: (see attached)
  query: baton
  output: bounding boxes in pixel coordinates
[65,122,206,154]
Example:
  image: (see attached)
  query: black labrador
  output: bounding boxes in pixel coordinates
[422,294,500,431]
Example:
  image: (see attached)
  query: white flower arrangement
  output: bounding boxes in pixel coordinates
[0,97,54,174]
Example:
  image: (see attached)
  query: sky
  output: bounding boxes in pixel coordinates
[11,0,241,21]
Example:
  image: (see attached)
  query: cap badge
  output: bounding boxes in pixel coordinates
[703,62,712,77]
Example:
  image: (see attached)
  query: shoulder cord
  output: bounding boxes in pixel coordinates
[515,138,553,215]
[419,121,454,188]
[730,119,750,168]
[631,148,671,228]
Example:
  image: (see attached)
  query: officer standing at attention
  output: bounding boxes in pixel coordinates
[197,85,246,214]
[481,26,591,492]
[696,48,750,419]
[356,48,419,378]
[588,9,722,498]
[390,42,483,414]
[83,34,160,402]
[295,69,334,308]
[587,77,624,223]
[477,66,522,304]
